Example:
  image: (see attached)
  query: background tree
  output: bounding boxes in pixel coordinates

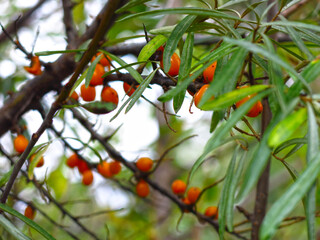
[0,0,319,239]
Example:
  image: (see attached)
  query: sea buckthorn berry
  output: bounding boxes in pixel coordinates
[24,56,42,75]
[160,52,181,77]
[187,187,201,204]
[14,134,29,154]
[136,157,153,172]
[77,159,89,174]
[194,84,214,108]
[90,63,105,86]
[66,153,80,168]
[123,82,139,97]
[70,91,79,101]
[29,154,44,168]
[24,205,36,220]
[235,86,263,118]
[203,61,217,83]
[101,86,119,105]
[80,84,96,102]
[204,206,219,219]
[109,161,121,175]
[97,161,113,178]
[171,179,187,195]
[92,53,111,68]
[136,180,149,198]
[82,170,94,185]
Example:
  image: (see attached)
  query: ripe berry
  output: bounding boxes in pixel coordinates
[171,179,187,195]
[66,153,80,168]
[24,56,42,75]
[235,86,263,118]
[194,84,214,108]
[13,134,29,154]
[24,205,36,220]
[109,161,122,175]
[101,86,119,105]
[204,206,218,219]
[80,84,96,102]
[77,159,89,174]
[90,63,105,86]
[187,187,201,204]
[203,61,217,83]
[70,91,79,101]
[29,154,44,168]
[97,161,113,178]
[92,53,111,68]
[123,82,138,97]
[136,157,153,172]
[136,179,149,197]
[82,170,94,185]
[160,51,181,77]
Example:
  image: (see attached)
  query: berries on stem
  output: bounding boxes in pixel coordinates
[136,157,153,172]
[80,84,96,102]
[171,179,187,195]
[13,134,29,154]
[136,179,149,197]
[235,85,263,118]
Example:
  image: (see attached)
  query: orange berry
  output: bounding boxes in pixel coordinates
[80,84,96,102]
[123,82,139,97]
[109,161,122,175]
[13,134,29,154]
[136,157,153,172]
[24,205,36,220]
[136,180,149,198]
[101,86,118,105]
[66,153,80,168]
[187,187,201,204]
[91,53,111,68]
[160,52,181,76]
[70,91,79,101]
[90,63,105,86]
[235,86,263,118]
[24,56,42,75]
[97,161,113,178]
[204,206,219,219]
[29,154,44,168]
[203,61,217,83]
[77,159,89,174]
[194,84,214,108]
[82,170,94,185]
[171,179,187,195]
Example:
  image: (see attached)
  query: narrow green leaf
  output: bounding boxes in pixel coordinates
[85,54,102,87]
[81,101,117,114]
[102,61,148,78]
[190,89,272,179]
[157,43,235,102]
[273,137,307,154]
[219,146,239,239]
[268,108,307,148]
[115,0,151,13]
[0,215,31,240]
[226,151,246,231]
[35,49,86,56]
[0,167,13,188]
[223,37,311,93]
[262,21,320,33]
[282,161,299,181]
[69,68,88,98]
[201,85,269,110]
[279,16,313,60]
[101,51,144,84]
[163,15,196,73]
[28,144,50,179]
[137,35,167,62]
[125,68,158,113]
[173,32,194,113]
[199,47,248,107]
[260,154,320,240]
[210,110,224,133]
[261,33,287,112]
[0,203,56,240]
[305,103,318,240]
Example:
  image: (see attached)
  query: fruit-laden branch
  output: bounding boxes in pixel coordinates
[0,1,123,137]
